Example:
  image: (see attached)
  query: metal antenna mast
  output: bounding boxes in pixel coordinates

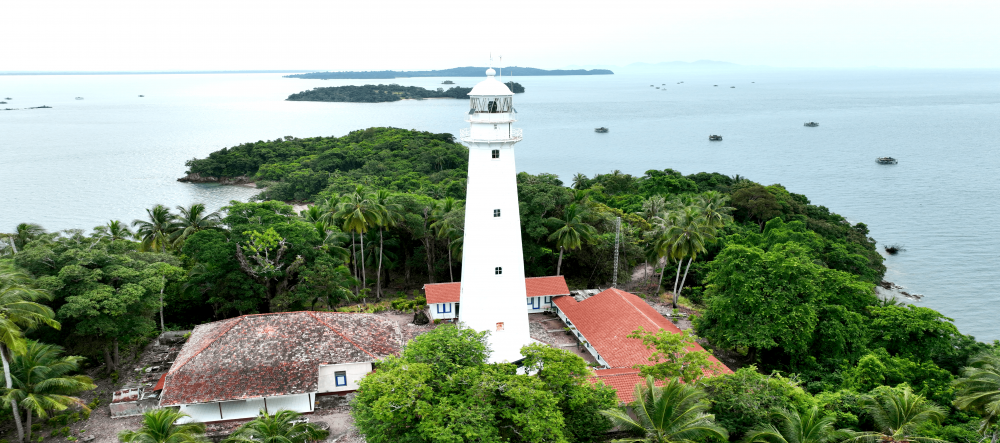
[612,216,621,288]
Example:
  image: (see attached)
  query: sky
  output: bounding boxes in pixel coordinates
[2,0,998,72]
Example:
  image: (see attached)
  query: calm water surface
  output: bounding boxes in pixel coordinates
[2,70,999,340]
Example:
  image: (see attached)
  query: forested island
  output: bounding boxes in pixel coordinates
[2,127,999,443]
[286,82,524,103]
[284,66,613,79]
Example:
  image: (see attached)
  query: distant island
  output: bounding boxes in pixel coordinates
[287,82,524,103]
[283,66,612,80]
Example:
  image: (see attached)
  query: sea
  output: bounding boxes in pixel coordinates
[1,69,999,341]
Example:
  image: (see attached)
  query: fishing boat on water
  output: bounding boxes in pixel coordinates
[442,80,454,84]
[139,95,144,97]
[804,122,819,127]
[709,135,723,141]
[877,157,898,164]
[75,97,84,100]
[595,127,609,133]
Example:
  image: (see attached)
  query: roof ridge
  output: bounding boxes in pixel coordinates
[169,316,245,374]
[307,312,377,359]
[611,288,663,330]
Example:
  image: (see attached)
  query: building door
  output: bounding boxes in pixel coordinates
[531,297,541,309]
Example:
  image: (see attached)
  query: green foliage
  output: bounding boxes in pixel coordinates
[184,128,468,202]
[695,242,875,369]
[742,407,854,443]
[701,366,816,440]
[287,84,473,102]
[953,351,1000,441]
[352,325,612,443]
[390,294,427,312]
[222,409,328,443]
[841,349,954,405]
[627,326,721,383]
[118,408,206,443]
[599,376,729,443]
[851,385,948,443]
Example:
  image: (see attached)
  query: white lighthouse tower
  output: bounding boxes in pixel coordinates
[457,67,531,363]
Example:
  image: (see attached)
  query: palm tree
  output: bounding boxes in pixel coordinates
[953,352,1000,443]
[546,203,598,276]
[599,376,728,443]
[171,203,223,247]
[222,409,329,443]
[119,408,207,443]
[699,191,734,230]
[662,207,713,309]
[94,220,134,243]
[572,173,589,190]
[3,340,96,442]
[0,264,60,443]
[132,204,178,252]
[847,387,948,443]
[743,407,853,443]
[2,223,46,255]
[334,186,381,290]
[372,189,403,298]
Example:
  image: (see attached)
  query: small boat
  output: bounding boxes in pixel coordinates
[730,86,735,88]
[655,87,660,89]
[595,127,609,133]
[75,97,84,100]
[139,95,144,97]
[804,122,819,127]
[713,85,718,87]
[0,101,6,104]
[709,135,722,141]
[4,97,11,100]
[442,80,454,84]
[876,157,898,165]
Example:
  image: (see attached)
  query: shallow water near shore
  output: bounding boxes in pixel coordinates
[2,69,999,340]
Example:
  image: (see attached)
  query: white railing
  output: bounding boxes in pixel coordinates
[466,113,516,124]
[459,128,523,143]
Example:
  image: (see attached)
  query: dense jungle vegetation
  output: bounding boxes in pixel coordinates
[2,127,999,443]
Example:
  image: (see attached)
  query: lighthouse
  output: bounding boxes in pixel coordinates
[457,68,531,363]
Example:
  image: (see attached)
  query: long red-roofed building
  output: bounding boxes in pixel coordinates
[423,276,570,320]
[552,288,731,403]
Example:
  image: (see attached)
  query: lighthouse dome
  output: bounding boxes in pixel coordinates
[469,68,513,96]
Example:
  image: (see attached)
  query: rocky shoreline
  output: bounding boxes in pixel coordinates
[177,172,255,186]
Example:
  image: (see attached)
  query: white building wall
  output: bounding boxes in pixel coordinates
[428,302,457,320]
[458,91,531,364]
[318,362,371,393]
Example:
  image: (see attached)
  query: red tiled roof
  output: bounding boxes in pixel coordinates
[423,276,570,304]
[159,311,402,406]
[153,373,166,391]
[593,368,667,403]
[553,288,731,402]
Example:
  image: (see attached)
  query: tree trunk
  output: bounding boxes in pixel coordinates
[424,237,436,284]
[350,234,358,294]
[671,258,684,298]
[657,258,667,295]
[556,247,564,276]
[359,231,367,290]
[103,346,114,373]
[676,257,694,309]
[8,235,17,254]
[403,246,411,286]
[2,345,24,443]
[159,276,166,332]
[377,228,384,299]
[25,408,32,442]
[448,246,454,283]
[114,338,120,370]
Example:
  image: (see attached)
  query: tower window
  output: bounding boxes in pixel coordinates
[495,267,502,275]
[491,149,500,159]
[493,209,501,217]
